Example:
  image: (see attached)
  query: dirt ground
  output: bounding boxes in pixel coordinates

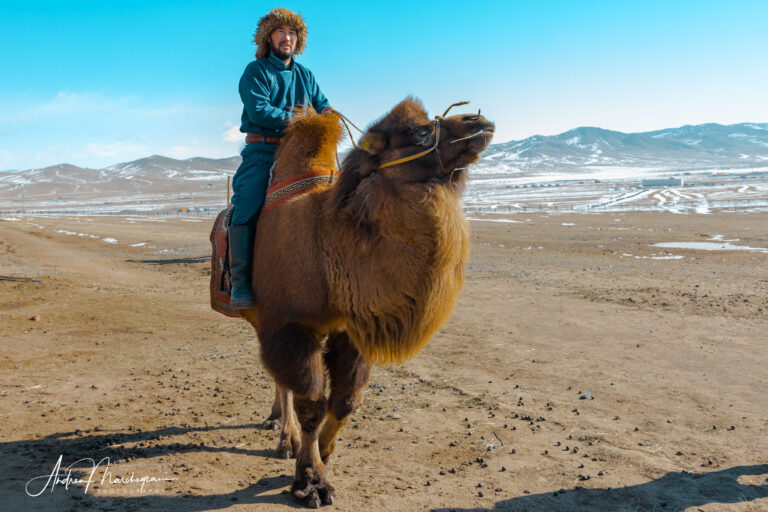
[1,212,767,512]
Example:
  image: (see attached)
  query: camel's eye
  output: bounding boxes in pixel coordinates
[408,126,430,137]
[410,126,432,146]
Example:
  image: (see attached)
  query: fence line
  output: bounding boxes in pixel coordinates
[2,200,768,217]
[461,199,768,214]
[0,208,220,217]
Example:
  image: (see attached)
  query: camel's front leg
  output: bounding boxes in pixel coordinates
[261,323,334,508]
[319,332,371,463]
[292,392,333,507]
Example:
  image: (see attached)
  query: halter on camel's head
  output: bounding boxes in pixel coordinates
[358,101,469,168]
[343,97,495,184]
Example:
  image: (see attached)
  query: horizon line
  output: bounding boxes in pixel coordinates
[3,119,767,173]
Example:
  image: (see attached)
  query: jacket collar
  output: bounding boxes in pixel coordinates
[267,52,294,71]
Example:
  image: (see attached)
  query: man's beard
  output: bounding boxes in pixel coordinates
[269,41,294,61]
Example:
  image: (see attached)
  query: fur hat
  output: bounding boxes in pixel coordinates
[253,8,307,59]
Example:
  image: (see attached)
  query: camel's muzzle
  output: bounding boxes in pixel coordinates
[450,114,495,155]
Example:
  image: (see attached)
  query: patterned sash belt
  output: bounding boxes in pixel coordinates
[263,169,339,212]
[246,132,282,145]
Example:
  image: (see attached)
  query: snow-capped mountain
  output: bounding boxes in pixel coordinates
[0,155,241,212]
[477,122,768,175]
[1,122,767,213]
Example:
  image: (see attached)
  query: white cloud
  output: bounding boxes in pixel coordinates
[0,149,19,171]
[76,142,150,159]
[223,124,242,142]
[13,91,136,122]
[5,91,230,126]
[0,91,243,169]
[165,143,238,161]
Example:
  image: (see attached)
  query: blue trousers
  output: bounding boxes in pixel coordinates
[230,144,274,226]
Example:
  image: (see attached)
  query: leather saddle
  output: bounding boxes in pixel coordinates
[209,206,242,318]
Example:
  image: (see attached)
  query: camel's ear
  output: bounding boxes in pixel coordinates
[358,131,386,154]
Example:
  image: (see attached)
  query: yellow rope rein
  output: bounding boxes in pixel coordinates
[333,101,469,170]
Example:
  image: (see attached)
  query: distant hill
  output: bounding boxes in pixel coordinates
[477,122,768,174]
[0,155,241,212]
[2,122,768,211]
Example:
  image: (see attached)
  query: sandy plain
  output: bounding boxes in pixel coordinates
[0,212,767,512]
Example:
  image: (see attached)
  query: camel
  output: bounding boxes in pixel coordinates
[230,97,493,507]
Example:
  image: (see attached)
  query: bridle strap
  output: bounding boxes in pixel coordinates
[378,101,469,169]
[333,101,470,170]
[378,119,441,169]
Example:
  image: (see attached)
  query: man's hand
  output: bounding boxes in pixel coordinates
[321,106,335,114]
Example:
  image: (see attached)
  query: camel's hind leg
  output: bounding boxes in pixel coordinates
[275,385,300,459]
[319,331,371,463]
[263,386,282,430]
[260,323,334,507]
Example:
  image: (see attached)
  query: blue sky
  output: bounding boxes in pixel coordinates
[1,0,767,170]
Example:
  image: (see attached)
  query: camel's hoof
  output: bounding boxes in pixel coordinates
[277,436,300,459]
[292,480,335,508]
[263,418,281,430]
[277,446,292,459]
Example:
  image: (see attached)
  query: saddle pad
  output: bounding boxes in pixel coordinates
[263,169,338,212]
[209,206,242,318]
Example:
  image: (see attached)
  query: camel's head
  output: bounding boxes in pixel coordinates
[353,97,494,184]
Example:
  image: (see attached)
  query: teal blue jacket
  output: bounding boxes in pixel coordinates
[238,53,330,154]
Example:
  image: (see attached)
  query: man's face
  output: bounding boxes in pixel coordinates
[269,24,297,61]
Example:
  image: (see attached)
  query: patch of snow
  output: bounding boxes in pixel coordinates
[102,237,118,244]
[652,242,768,252]
[466,217,522,223]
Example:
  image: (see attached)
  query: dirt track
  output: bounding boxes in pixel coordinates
[1,212,767,511]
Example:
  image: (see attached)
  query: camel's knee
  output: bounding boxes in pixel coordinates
[324,332,371,421]
[329,393,363,421]
[294,395,328,432]
[260,323,325,399]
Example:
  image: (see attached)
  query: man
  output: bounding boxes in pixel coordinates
[229,8,332,308]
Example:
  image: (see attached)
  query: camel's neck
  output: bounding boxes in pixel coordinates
[328,172,465,244]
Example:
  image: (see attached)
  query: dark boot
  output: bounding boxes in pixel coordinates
[228,224,254,309]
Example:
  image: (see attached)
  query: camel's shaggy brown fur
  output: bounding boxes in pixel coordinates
[234,97,494,507]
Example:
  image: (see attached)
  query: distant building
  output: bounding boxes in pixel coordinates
[641,178,682,187]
